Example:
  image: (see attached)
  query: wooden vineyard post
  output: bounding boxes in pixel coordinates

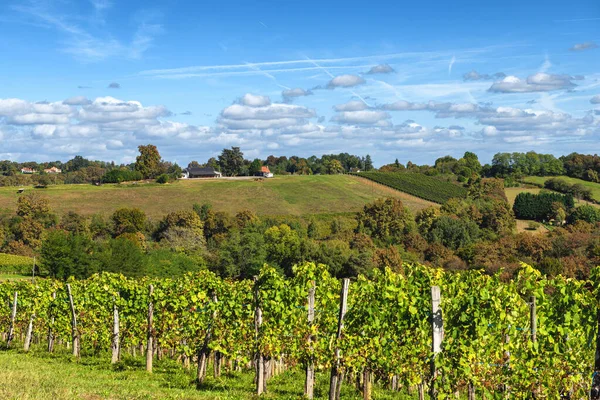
[529,295,538,399]
[590,308,600,399]
[6,291,17,347]
[112,297,120,364]
[430,286,443,400]
[305,282,316,399]
[254,276,266,395]
[66,284,79,358]
[146,284,154,373]
[530,296,537,342]
[23,313,35,352]
[363,369,372,400]
[329,278,350,400]
[48,291,56,352]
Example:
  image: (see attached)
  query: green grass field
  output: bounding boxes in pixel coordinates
[0,347,413,400]
[522,176,600,202]
[0,175,436,219]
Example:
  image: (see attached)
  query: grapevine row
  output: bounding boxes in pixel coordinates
[0,262,598,399]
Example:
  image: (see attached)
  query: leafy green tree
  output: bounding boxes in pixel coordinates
[17,193,50,219]
[218,147,245,176]
[134,144,163,179]
[40,230,94,279]
[568,205,600,224]
[157,210,205,251]
[264,224,302,275]
[249,159,262,175]
[218,230,266,278]
[425,215,481,250]
[112,208,146,236]
[356,198,415,243]
[96,237,146,277]
[59,211,89,235]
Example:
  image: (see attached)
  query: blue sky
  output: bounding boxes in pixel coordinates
[0,0,599,166]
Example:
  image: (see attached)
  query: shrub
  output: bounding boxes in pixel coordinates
[156,174,170,184]
[101,169,143,183]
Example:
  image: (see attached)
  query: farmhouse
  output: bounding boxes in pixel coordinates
[182,167,222,179]
[43,167,62,174]
[258,166,274,178]
[21,167,34,174]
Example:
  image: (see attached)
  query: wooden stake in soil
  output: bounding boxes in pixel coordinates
[111,297,120,364]
[254,277,266,395]
[146,284,154,373]
[305,282,316,400]
[363,369,372,400]
[430,286,443,400]
[66,284,79,358]
[590,308,600,399]
[6,291,17,348]
[329,278,350,400]
[23,313,35,352]
[47,291,56,352]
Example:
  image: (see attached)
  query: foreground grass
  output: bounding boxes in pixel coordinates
[0,175,433,219]
[522,175,600,202]
[0,346,414,399]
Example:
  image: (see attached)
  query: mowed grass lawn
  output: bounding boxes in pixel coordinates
[0,348,408,400]
[0,175,436,219]
[522,175,600,202]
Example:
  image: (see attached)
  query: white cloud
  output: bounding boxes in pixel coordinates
[63,96,91,106]
[334,100,368,112]
[332,110,391,125]
[240,94,271,107]
[463,70,506,81]
[489,73,577,93]
[570,42,598,52]
[366,64,395,74]
[282,88,312,99]
[327,74,366,89]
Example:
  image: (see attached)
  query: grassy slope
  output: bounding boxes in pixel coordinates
[0,348,410,400]
[0,175,435,219]
[522,176,600,202]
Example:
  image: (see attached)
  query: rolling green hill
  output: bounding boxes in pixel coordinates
[522,176,600,203]
[0,175,436,219]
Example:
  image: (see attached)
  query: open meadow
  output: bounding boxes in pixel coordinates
[0,175,436,219]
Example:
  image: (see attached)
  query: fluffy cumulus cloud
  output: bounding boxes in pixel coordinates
[488,73,578,93]
[334,100,368,112]
[218,94,316,131]
[281,88,312,101]
[327,74,366,89]
[463,70,506,81]
[332,110,391,125]
[366,64,395,74]
[0,96,214,162]
[570,42,598,52]
[239,93,271,107]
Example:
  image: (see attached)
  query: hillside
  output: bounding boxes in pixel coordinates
[354,171,468,203]
[0,175,436,219]
[522,176,600,203]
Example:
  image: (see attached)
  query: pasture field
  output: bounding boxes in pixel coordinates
[522,175,600,202]
[0,175,435,220]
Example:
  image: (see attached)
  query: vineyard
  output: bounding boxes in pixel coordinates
[353,172,468,204]
[0,253,34,275]
[1,262,599,399]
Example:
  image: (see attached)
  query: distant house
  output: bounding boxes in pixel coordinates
[21,167,35,174]
[258,166,274,178]
[44,167,62,174]
[182,167,222,179]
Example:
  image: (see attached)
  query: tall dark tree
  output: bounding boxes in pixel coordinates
[135,144,162,179]
[364,155,374,171]
[218,147,245,176]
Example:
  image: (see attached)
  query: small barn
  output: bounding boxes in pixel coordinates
[258,166,274,178]
[182,167,223,179]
